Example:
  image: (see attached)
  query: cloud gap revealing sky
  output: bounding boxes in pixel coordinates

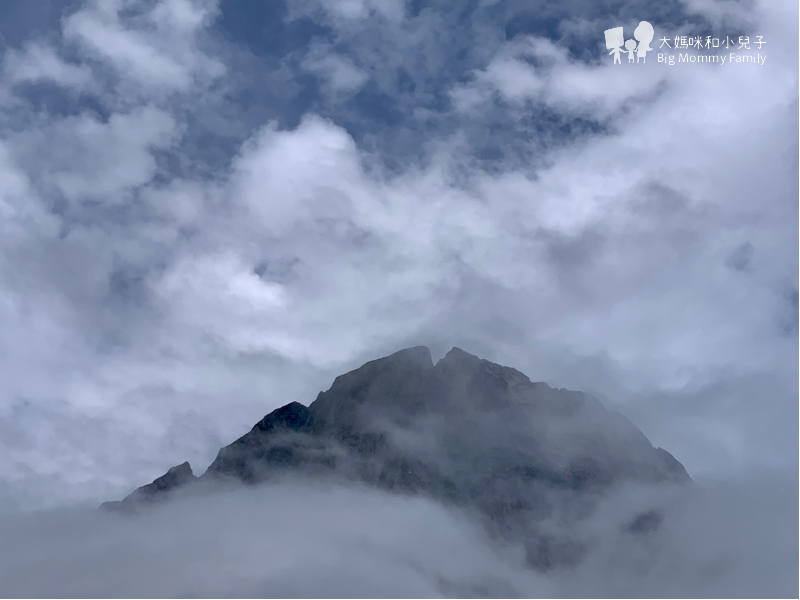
[0,0,796,514]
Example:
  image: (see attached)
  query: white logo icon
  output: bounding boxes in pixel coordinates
[605,21,654,64]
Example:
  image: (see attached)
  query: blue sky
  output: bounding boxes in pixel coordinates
[0,0,796,513]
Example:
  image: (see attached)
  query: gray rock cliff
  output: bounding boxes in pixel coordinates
[102,346,691,568]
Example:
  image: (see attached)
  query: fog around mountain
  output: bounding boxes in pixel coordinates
[102,348,691,523]
[1,458,795,597]
[2,347,794,598]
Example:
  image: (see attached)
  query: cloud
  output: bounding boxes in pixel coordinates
[291,0,407,25]
[301,43,369,95]
[451,36,667,119]
[0,0,794,523]
[12,106,178,202]
[0,475,795,597]
[63,0,224,96]
[3,42,95,91]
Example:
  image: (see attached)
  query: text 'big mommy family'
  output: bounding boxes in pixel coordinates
[658,52,767,66]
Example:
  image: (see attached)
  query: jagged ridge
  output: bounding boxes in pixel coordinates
[102,347,690,568]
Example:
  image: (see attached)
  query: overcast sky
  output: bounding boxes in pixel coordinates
[0,0,796,513]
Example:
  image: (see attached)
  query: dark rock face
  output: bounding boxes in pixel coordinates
[626,510,664,534]
[525,535,587,571]
[309,346,435,437]
[103,346,692,568]
[101,462,196,513]
[203,402,326,483]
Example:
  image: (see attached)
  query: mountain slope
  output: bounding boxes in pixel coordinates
[102,346,690,568]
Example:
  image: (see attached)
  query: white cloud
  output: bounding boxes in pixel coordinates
[293,0,407,24]
[155,252,291,355]
[0,0,794,511]
[12,106,178,202]
[63,0,224,95]
[3,43,95,91]
[453,36,667,120]
[302,44,369,94]
[0,477,795,597]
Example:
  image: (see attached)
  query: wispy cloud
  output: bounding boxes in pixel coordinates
[0,0,794,518]
[0,475,795,597]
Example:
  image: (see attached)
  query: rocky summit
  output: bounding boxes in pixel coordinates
[102,346,690,570]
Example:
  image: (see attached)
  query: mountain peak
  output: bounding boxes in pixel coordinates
[386,345,433,367]
[437,346,529,381]
[440,346,480,363]
[307,346,434,436]
[252,401,312,433]
[167,461,193,477]
[102,345,692,557]
[432,347,534,411]
[100,461,196,513]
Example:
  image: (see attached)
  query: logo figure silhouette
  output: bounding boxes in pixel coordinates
[604,27,624,64]
[634,21,654,62]
[624,39,637,63]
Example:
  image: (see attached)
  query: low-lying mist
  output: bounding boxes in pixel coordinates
[1,473,795,598]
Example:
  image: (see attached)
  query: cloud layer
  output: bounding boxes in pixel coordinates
[0,475,796,597]
[0,0,795,518]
